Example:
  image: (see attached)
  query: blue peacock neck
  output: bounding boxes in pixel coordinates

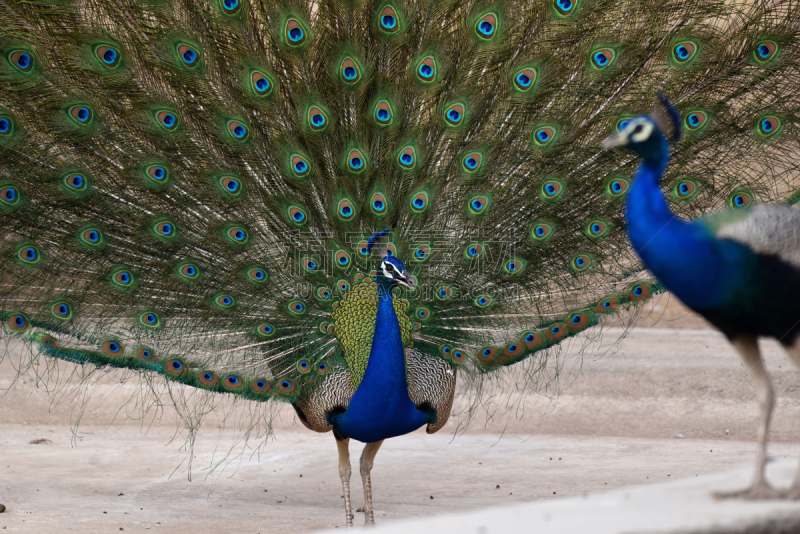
[624,137,674,248]
[331,277,429,443]
[361,280,410,396]
[624,135,736,309]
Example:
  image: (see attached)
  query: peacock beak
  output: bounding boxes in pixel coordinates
[396,270,414,290]
[602,132,628,150]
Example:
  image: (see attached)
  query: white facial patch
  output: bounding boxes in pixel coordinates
[628,119,654,143]
[380,261,395,279]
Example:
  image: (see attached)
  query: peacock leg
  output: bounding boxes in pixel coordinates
[778,335,800,499]
[360,440,384,525]
[715,335,782,499]
[336,436,354,527]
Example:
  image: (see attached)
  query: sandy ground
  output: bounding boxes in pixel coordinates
[1,296,800,532]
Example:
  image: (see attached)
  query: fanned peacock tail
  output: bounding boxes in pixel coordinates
[1,0,800,405]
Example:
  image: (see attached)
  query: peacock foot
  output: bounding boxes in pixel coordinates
[713,480,783,500]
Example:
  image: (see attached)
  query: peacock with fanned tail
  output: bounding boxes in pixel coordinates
[1,0,800,525]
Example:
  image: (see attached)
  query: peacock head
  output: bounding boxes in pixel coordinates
[378,256,414,290]
[602,116,666,160]
[602,94,681,161]
[368,229,413,291]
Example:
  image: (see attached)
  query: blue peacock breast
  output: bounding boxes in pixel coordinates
[330,273,413,390]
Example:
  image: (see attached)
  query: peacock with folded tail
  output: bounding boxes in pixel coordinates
[1,0,800,525]
[605,95,800,501]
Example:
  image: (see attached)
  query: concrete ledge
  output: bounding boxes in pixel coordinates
[325,459,800,534]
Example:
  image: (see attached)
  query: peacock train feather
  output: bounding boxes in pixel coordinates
[1,0,800,525]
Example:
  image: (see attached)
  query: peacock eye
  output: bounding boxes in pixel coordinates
[632,124,643,134]
[385,263,394,272]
